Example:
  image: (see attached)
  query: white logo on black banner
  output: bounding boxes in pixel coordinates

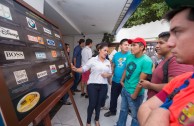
[37,71,47,78]
[35,52,46,59]
[54,33,60,39]
[46,39,55,46]
[14,70,28,85]
[26,17,37,30]
[50,65,57,74]
[43,27,51,35]
[4,51,25,60]
[58,64,64,69]
[0,26,19,40]
[0,3,12,20]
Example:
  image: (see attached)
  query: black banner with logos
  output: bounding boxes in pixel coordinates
[0,0,71,120]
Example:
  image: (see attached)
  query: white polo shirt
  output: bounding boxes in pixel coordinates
[82,56,112,84]
[81,46,92,66]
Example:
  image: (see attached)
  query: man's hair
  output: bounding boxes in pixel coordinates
[158,31,170,41]
[165,7,194,21]
[85,39,92,45]
[120,39,128,45]
[137,42,145,51]
[79,39,85,44]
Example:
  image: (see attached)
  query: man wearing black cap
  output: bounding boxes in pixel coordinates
[138,0,194,126]
[116,37,153,126]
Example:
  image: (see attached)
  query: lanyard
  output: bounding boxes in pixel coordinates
[160,73,194,109]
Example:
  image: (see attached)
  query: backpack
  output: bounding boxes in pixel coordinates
[162,56,173,83]
[146,56,173,82]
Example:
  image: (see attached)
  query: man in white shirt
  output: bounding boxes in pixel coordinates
[81,39,93,97]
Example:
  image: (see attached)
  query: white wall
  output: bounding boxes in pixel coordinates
[115,20,170,42]
[23,0,44,14]
[63,34,104,60]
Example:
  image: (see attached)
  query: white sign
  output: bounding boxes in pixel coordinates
[27,35,38,42]
[0,3,12,20]
[43,27,51,35]
[58,64,64,69]
[0,26,19,40]
[37,71,47,78]
[26,17,37,30]
[14,70,28,85]
[4,51,25,60]
[50,65,57,74]
[54,33,60,38]
[35,52,46,59]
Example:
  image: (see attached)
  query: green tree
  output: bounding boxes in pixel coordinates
[124,0,170,28]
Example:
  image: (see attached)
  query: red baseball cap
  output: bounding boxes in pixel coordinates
[128,37,146,47]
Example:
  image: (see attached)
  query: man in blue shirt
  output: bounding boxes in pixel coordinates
[71,39,85,92]
[104,39,130,117]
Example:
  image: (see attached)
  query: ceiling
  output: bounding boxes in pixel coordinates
[44,0,141,36]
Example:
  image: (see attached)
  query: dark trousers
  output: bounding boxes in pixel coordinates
[109,81,122,114]
[87,84,108,124]
[101,84,108,107]
[71,72,81,91]
[62,93,69,103]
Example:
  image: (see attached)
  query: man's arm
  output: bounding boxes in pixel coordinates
[140,77,174,92]
[120,70,126,87]
[138,96,164,126]
[131,72,147,99]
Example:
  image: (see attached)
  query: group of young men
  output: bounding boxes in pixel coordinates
[71,1,194,125]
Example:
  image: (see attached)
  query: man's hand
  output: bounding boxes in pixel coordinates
[108,78,112,85]
[71,63,77,72]
[139,80,151,89]
[131,94,137,100]
[120,81,124,87]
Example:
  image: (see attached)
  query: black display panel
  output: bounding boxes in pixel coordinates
[0,0,71,120]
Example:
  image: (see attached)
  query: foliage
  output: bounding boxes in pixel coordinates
[102,33,115,43]
[124,0,170,28]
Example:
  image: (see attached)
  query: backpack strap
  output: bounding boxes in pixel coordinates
[162,56,174,83]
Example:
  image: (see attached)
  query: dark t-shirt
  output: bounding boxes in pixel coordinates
[73,45,82,67]
[147,57,194,99]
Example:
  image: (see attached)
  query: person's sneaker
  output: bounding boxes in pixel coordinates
[63,101,72,105]
[74,89,81,92]
[101,106,108,110]
[81,93,86,96]
[85,94,88,98]
[104,111,116,117]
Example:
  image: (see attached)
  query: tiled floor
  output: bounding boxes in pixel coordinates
[51,85,147,126]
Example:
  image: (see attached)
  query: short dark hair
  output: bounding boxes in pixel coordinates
[158,31,170,42]
[165,7,194,21]
[79,39,85,44]
[120,39,128,45]
[86,39,93,45]
[98,42,108,50]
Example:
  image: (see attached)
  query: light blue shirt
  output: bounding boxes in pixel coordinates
[112,51,130,83]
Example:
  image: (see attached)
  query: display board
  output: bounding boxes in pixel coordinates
[0,0,72,122]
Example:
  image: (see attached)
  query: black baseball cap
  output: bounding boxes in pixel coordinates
[165,0,194,9]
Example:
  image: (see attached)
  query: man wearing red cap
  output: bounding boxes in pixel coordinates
[116,37,153,126]
[138,0,194,126]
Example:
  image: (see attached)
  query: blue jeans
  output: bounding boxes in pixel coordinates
[87,84,108,124]
[62,93,69,103]
[109,81,122,113]
[117,88,144,126]
[71,72,81,91]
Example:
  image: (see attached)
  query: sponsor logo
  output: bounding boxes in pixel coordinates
[50,65,57,74]
[0,26,19,40]
[58,64,64,69]
[35,52,46,59]
[61,51,65,57]
[0,3,12,20]
[26,17,37,30]
[14,70,28,85]
[43,27,51,35]
[51,50,57,57]
[46,39,55,46]
[37,37,44,44]
[4,51,25,60]
[27,35,38,42]
[37,70,47,78]
[54,33,60,38]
